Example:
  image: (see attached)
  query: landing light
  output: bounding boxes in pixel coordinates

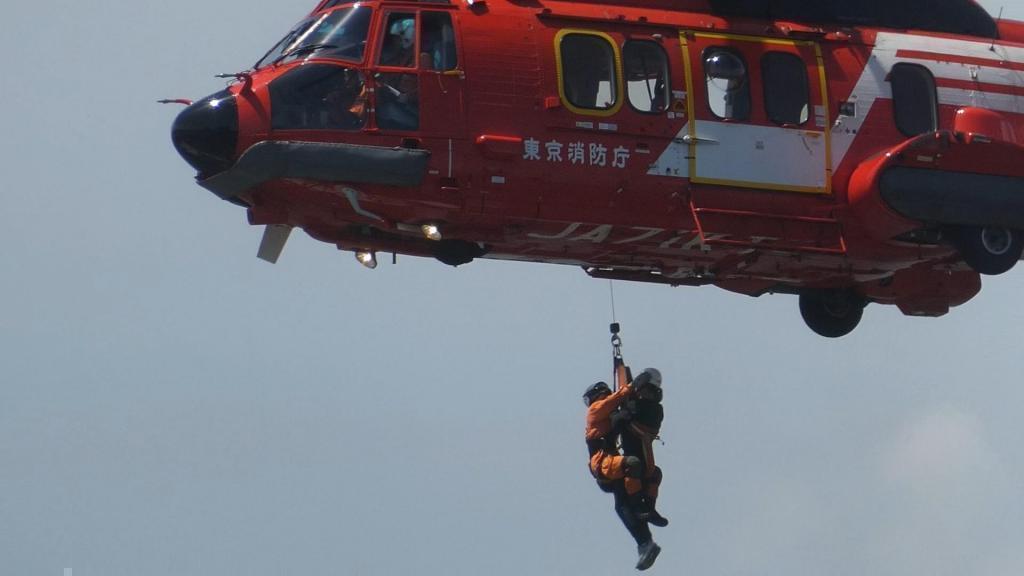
[422,224,442,241]
[355,250,378,269]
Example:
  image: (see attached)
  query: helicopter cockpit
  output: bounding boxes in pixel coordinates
[172,1,461,180]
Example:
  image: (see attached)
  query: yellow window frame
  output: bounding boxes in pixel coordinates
[554,29,624,117]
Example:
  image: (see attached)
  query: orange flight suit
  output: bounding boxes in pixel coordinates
[585,364,632,484]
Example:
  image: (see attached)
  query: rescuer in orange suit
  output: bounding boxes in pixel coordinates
[620,368,669,528]
[584,361,661,570]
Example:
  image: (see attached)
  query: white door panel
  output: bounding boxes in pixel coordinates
[692,121,828,192]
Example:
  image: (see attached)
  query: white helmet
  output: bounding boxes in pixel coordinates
[391,18,415,50]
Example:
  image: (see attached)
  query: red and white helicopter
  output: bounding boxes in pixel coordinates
[170,0,1024,337]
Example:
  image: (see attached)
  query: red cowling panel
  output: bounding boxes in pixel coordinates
[954,107,1020,145]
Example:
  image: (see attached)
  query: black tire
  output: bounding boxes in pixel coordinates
[799,291,865,338]
[949,226,1023,276]
[433,240,487,267]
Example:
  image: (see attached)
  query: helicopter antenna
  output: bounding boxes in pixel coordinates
[991,6,1004,52]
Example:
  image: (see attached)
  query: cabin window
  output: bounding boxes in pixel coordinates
[762,52,809,126]
[559,33,618,112]
[421,12,458,71]
[623,41,670,114]
[269,65,367,130]
[891,63,938,136]
[704,48,750,121]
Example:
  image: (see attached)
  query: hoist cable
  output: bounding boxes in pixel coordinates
[608,280,625,390]
[608,280,618,325]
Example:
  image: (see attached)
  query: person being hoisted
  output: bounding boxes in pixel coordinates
[620,367,669,528]
[582,323,663,571]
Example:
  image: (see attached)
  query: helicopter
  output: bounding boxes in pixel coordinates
[170,0,1024,337]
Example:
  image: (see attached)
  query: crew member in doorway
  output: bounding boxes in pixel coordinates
[584,361,661,570]
[620,368,669,528]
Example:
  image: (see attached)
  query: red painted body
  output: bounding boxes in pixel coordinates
[171,0,1024,335]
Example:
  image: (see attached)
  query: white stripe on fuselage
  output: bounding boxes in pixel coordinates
[833,32,1024,169]
[647,123,690,178]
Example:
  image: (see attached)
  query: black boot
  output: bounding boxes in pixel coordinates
[630,493,668,527]
[645,508,669,528]
[636,540,661,571]
[643,494,669,527]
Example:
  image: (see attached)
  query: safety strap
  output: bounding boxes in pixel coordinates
[629,422,664,446]
[611,321,664,447]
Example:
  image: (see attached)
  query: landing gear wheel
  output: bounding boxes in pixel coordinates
[799,291,865,338]
[948,226,1023,276]
[433,240,488,267]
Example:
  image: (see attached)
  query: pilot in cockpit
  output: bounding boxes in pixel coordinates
[376,16,419,130]
[380,17,416,68]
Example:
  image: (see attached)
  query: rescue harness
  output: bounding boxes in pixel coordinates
[609,320,663,447]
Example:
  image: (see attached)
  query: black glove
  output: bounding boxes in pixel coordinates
[610,404,634,427]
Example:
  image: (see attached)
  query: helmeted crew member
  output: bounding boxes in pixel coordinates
[584,360,661,571]
[376,17,419,130]
[380,17,416,67]
[619,368,669,528]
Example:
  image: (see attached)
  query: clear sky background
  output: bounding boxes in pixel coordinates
[2,1,1024,575]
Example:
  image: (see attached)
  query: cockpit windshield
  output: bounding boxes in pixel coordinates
[255,6,372,69]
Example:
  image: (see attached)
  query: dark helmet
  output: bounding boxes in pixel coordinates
[633,368,663,401]
[633,368,662,390]
[583,381,612,406]
[704,50,746,82]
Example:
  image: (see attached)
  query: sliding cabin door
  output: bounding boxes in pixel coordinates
[681,32,832,194]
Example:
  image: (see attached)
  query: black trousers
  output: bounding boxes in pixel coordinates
[599,479,652,546]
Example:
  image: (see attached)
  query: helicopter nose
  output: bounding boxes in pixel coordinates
[171,90,238,176]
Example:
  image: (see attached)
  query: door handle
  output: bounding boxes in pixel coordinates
[679,134,719,145]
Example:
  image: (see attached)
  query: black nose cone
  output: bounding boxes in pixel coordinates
[172,90,239,176]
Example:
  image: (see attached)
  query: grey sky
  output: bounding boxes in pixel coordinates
[2,1,1023,574]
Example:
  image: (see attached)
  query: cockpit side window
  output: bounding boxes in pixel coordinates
[379,13,418,68]
[891,62,938,136]
[623,40,670,114]
[375,13,420,130]
[557,31,620,114]
[421,12,458,71]
[269,65,367,131]
[762,51,809,125]
[703,48,750,121]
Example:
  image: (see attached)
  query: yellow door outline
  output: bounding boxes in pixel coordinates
[679,31,833,195]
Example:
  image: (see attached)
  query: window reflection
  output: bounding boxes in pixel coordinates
[255,7,372,69]
[624,41,670,114]
[704,49,750,121]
